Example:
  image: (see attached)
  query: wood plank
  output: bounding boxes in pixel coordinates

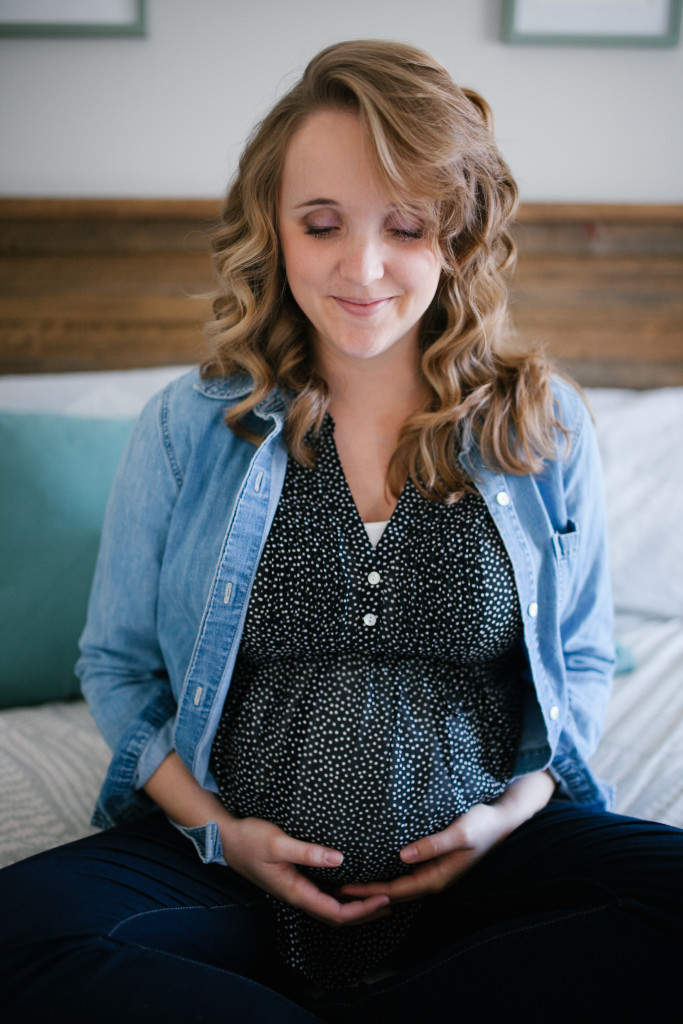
[515,202,683,223]
[0,318,210,374]
[0,219,215,256]
[0,253,214,296]
[512,221,683,256]
[2,198,679,223]
[0,198,222,220]
[552,359,683,389]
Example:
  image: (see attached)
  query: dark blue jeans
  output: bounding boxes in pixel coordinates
[1,802,681,1023]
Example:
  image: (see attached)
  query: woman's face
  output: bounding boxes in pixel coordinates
[278,108,442,369]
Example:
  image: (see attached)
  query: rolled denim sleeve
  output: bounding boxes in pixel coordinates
[171,819,227,865]
[76,387,182,828]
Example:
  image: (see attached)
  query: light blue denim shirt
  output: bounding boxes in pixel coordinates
[77,368,615,864]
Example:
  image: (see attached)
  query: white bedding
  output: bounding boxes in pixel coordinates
[0,369,681,868]
[0,701,109,867]
[590,616,683,829]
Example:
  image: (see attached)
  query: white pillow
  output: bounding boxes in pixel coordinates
[587,387,683,619]
[0,365,190,417]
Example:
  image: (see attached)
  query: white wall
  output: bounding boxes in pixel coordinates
[1,0,682,202]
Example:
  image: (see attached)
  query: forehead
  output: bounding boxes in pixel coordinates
[280,108,383,203]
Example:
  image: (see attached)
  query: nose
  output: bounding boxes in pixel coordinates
[338,234,384,286]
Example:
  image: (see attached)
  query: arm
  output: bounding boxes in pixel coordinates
[77,387,182,826]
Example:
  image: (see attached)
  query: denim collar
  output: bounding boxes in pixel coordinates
[193,374,287,420]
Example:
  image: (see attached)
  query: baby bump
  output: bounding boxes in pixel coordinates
[210,654,521,889]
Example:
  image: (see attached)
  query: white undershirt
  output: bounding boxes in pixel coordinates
[363,521,389,548]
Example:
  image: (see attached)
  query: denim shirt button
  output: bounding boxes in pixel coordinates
[496,491,510,506]
[528,602,539,618]
[549,705,560,721]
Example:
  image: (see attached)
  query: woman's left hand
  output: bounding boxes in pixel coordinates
[337,769,556,903]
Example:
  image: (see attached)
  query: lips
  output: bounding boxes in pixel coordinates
[332,296,392,317]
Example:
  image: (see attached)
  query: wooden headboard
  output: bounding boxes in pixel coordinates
[1,199,681,387]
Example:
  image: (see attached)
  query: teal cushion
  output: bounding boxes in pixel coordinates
[0,411,134,707]
[615,642,637,675]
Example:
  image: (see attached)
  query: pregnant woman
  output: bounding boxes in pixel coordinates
[1,39,681,1023]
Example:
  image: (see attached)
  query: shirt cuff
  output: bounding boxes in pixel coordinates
[170,818,227,865]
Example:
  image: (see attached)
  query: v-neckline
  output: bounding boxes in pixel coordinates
[316,413,412,554]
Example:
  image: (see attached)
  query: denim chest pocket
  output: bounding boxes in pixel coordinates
[552,519,580,559]
[552,520,580,599]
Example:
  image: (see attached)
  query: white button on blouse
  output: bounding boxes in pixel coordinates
[367,571,381,586]
[363,613,377,627]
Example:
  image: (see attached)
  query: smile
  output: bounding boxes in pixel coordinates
[332,297,392,317]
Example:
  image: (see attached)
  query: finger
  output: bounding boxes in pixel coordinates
[399,806,495,865]
[319,894,391,927]
[269,833,344,869]
[286,872,390,924]
[399,823,470,865]
[337,880,394,899]
[339,875,426,901]
[309,903,392,928]
[340,852,474,902]
[340,876,425,901]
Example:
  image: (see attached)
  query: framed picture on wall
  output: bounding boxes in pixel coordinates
[0,0,146,37]
[501,0,682,46]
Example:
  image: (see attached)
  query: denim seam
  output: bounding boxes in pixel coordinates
[159,383,183,490]
[107,898,265,939]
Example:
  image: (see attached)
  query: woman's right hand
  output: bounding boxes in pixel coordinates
[144,751,388,927]
[218,814,390,927]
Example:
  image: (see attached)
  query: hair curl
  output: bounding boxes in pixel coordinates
[204,39,565,500]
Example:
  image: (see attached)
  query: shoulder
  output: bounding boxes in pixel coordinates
[540,376,604,510]
[131,368,259,486]
[549,375,592,445]
[151,366,255,434]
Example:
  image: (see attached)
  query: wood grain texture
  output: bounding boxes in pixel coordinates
[1,199,681,385]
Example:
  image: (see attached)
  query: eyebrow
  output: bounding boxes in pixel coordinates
[293,198,339,209]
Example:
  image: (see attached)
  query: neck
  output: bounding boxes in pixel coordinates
[314,340,428,522]
[318,342,428,429]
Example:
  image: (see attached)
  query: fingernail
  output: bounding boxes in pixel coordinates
[324,851,343,866]
[402,845,418,862]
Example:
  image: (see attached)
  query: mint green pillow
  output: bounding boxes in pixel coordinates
[0,411,134,707]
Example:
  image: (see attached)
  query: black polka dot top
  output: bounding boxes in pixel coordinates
[210,415,524,987]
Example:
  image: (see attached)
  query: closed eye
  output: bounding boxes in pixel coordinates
[303,224,423,241]
[390,227,424,242]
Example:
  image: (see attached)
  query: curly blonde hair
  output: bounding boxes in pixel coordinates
[204,39,564,500]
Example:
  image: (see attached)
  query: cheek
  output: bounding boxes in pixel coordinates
[406,252,442,302]
[281,236,321,292]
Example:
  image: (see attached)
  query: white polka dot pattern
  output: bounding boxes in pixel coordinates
[211,415,523,986]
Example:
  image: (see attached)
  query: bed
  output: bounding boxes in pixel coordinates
[0,200,681,868]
